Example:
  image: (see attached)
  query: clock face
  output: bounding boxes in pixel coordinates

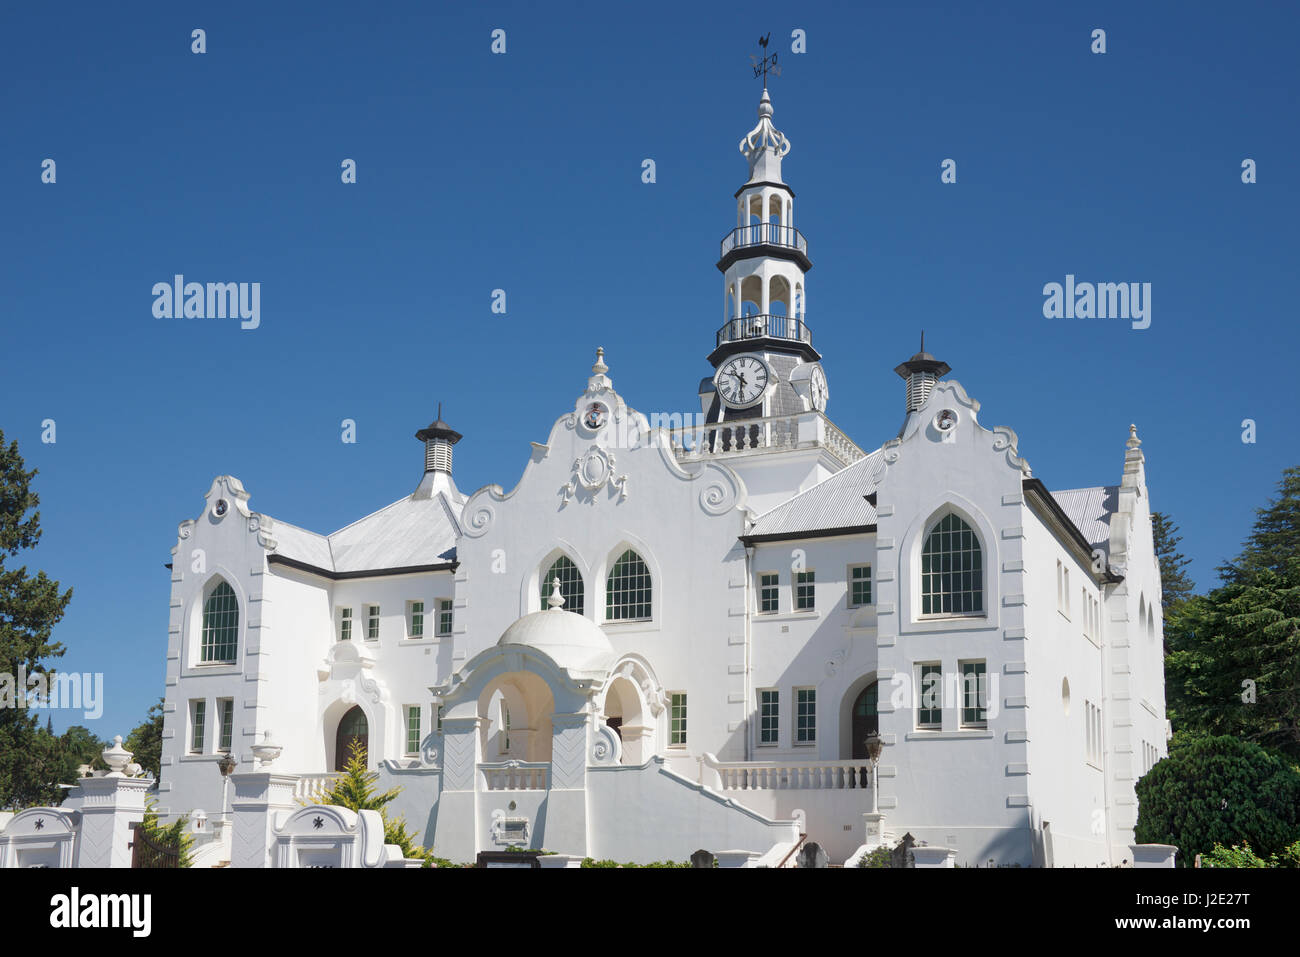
[810,366,829,411]
[715,354,770,409]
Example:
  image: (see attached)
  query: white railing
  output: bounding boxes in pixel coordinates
[480,761,550,791]
[667,411,865,467]
[702,754,874,791]
[294,773,341,804]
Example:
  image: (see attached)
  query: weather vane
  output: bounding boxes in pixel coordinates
[750,33,781,87]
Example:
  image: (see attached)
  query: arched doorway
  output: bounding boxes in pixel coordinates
[851,683,879,760]
[335,706,368,770]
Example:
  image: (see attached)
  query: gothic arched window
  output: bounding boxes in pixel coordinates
[920,513,983,616]
[201,580,239,662]
[606,549,652,622]
[541,555,584,615]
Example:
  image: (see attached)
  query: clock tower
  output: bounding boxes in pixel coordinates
[700,83,827,426]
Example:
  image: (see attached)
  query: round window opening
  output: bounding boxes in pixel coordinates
[214,499,228,517]
[934,409,958,431]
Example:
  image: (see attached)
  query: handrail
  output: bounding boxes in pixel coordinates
[715,313,812,347]
[721,223,808,258]
[778,832,809,869]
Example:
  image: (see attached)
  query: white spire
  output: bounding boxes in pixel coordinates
[739,88,791,183]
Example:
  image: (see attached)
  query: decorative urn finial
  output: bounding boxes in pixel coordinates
[547,576,566,609]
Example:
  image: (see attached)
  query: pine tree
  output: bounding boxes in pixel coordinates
[313,740,425,859]
[1219,466,1300,585]
[1151,511,1196,616]
[0,432,74,808]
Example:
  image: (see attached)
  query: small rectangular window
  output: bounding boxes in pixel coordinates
[500,702,511,753]
[917,664,942,729]
[366,605,381,641]
[217,698,234,752]
[848,564,872,607]
[795,570,816,611]
[409,601,424,639]
[405,705,421,755]
[795,687,816,744]
[190,699,206,753]
[436,704,444,733]
[339,607,353,642]
[669,692,688,746]
[758,573,779,614]
[436,599,453,637]
[758,689,779,745]
[959,661,987,728]
[1063,568,1070,618]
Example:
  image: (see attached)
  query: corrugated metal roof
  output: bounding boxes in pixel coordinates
[1050,485,1118,558]
[266,491,460,574]
[747,448,885,537]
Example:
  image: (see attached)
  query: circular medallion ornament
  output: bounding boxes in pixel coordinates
[934,409,958,432]
[214,499,228,517]
[582,402,609,431]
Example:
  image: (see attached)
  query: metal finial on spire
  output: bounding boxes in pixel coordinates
[547,576,565,609]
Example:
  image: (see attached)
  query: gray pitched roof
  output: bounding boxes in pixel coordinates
[267,492,460,574]
[747,449,885,538]
[1049,485,1118,560]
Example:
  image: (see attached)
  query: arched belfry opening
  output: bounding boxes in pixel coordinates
[480,671,555,762]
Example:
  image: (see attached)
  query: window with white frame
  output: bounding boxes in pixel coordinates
[959,661,987,728]
[758,573,779,614]
[920,513,983,615]
[408,600,424,639]
[436,599,453,637]
[190,699,206,753]
[217,698,234,752]
[366,605,381,641]
[607,549,652,621]
[916,663,942,729]
[795,570,815,610]
[1063,567,1070,618]
[540,555,584,615]
[669,692,687,746]
[200,580,239,663]
[500,702,511,753]
[405,705,421,755]
[1085,700,1103,765]
[435,703,443,733]
[338,607,353,642]
[758,689,779,746]
[795,687,816,744]
[848,564,872,607]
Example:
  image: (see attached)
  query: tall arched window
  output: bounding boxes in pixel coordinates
[541,555,584,615]
[606,549,652,621]
[920,513,983,615]
[201,580,239,662]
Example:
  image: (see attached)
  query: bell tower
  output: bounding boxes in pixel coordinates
[701,76,826,426]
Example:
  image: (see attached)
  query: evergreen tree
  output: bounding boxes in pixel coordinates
[125,698,164,780]
[0,433,73,808]
[1219,466,1300,585]
[313,740,425,860]
[1165,563,1300,760]
[1135,733,1300,866]
[1151,511,1195,617]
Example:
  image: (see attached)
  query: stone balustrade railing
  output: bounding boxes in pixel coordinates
[480,761,550,791]
[293,773,341,804]
[701,754,874,791]
[667,412,865,468]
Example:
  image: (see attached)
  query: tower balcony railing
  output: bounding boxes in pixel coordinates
[667,410,865,468]
[720,223,808,258]
[716,313,812,348]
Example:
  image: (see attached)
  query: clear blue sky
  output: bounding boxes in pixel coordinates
[2,1,1296,736]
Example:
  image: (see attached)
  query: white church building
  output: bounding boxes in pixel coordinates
[149,85,1170,867]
